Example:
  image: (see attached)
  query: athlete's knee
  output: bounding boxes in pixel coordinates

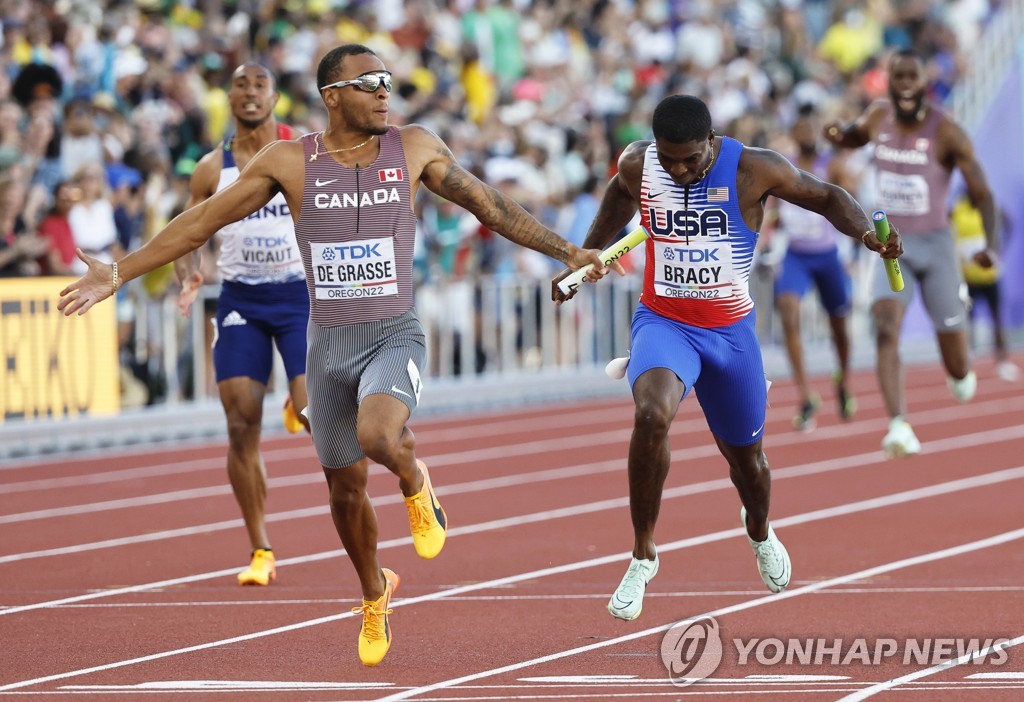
[729,449,769,479]
[874,316,901,348]
[225,411,262,446]
[776,298,800,331]
[325,466,369,510]
[356,425,403,466]
[633,395,675,438]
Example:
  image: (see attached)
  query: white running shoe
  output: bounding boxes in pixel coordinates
[996,361,1020,382]
[946,370,977,403]
[882,417,921,458]
[605,354,629,381]
[607,554,659,620]
[741,507,792,593]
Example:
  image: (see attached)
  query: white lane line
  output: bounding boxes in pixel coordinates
[5,420,1024,564]
[2,387,1017,498]
[0,469,1020,691]
[61,680,394,690]
[377,527,1024,701]
[52,584,1024,608]
[0,406,635,493]
[837,636,1024,700]
[1,457,1021,618]
[1,358,968,477]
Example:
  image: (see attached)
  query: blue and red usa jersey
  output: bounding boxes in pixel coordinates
[639,136,758,328]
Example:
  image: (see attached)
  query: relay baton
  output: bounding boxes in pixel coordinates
[557,226,650,296]
[871,210,905,292]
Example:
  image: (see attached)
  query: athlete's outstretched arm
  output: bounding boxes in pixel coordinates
[407,124,606,273]
[752,148,902,259]
[823,101,883,149]
[59,141,294,316]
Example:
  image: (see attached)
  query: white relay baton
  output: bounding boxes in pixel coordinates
[557,226,650,296]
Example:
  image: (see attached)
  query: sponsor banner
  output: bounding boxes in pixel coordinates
[0,277,119,423]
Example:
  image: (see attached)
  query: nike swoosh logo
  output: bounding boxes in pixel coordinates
[315,178,339,187]
[647,191,663,199]
[392,385,412,398]
[751,423,765,437]
[612,595,633,609]
[944,315,963,326]
[768,563,790,587]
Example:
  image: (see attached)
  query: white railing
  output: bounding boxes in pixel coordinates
[126,267,860,406]
[949,0,1024,129]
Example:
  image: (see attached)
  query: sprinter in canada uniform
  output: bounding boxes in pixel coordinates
[824,48,1000,458]
[61,44,611,667]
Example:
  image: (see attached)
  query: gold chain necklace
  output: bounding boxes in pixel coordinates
[697,142,716,181]
[308,131,376,162]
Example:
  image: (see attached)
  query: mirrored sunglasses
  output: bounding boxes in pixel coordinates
[321,71,392,94]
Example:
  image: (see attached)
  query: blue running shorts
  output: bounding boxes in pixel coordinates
[627,302,767,447]
[213,279,310,384]
[774,248,851,317]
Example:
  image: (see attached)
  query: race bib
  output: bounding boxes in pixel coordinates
[310,238,398,300]
[877,171,930,216]
[238,233,299,271]
[653,239,736,299]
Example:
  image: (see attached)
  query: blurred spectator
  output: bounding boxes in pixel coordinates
[0,168,48,276]
[60,98,121,181]
[818,6,884,76]
[35,179,78,275]
[107,163,144,253]
[0,0,1008,386]
[67,162,121,274]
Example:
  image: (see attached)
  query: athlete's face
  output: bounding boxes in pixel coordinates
[321,53,390,135]
[656,132,715,186]
[888,56,927,123]
[228,65,278,130]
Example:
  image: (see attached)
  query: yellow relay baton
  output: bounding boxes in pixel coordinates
[872,210,905,292]
[557,225,650,297]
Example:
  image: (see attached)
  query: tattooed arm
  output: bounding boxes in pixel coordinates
[402,124,597,268]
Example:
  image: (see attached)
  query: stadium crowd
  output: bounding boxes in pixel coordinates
[0,0,1002,402]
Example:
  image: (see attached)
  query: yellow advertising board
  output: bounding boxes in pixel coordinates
[0,277,120,422]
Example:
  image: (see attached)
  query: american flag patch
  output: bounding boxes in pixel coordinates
[379,168,404,183]
[707,187,729,202]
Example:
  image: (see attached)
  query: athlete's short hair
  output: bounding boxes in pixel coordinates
[652,95,713,145]
[317,44,378,90]
[889,48,924,67]
[231,62,276,90]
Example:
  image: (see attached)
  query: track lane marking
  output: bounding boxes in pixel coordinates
[0,468,1021,691]
[4,421,1024,564]
[837,636,1024,700]
[377,527,1024,701]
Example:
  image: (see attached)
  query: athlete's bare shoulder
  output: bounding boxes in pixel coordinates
[616,140,652,193]
[397,123,450,172]
[736,146,794,202]
[189,147,224,202]
[245,139,306,194]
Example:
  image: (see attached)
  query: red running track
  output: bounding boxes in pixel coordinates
[1,357,1023,701]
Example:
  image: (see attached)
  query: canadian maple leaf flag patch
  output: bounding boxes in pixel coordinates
[379,168,404,182]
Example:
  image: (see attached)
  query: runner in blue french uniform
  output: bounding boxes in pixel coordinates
[176,63,307,587]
